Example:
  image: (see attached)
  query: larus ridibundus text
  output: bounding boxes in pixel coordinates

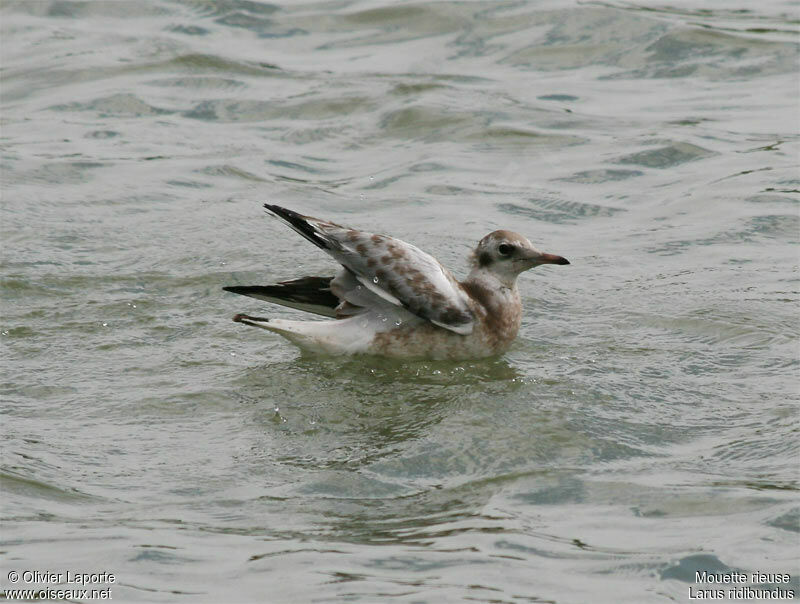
[224,205,569,359]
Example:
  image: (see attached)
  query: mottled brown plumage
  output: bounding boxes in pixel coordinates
[224,205,569,359]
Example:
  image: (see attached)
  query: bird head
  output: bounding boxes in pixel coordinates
[470,230,569,286]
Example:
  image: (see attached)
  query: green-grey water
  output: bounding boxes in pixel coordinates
[1,1,798,602]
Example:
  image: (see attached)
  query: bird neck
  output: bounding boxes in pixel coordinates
[462,269,524,349]
[465,266,519,292]
[463,269,521,317]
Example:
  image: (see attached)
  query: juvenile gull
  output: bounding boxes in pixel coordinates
[224,204,569,360]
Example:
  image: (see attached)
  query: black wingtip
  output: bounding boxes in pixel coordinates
[224,285,275,298]
[223,286,258,296]
[262,203,330,250]
[263,203,287,216]
[233,313,270,324]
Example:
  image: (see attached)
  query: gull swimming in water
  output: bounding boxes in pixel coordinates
[224,204,569,360]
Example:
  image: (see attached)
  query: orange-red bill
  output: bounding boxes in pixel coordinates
[539,253,570,265]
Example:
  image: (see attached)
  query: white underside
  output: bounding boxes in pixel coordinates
[245,312,422,355]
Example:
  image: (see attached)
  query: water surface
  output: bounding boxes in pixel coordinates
[1,1,798,602]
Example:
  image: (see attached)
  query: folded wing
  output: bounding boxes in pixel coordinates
[223,277,338,318]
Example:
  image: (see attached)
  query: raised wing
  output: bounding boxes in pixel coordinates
[264,204,475,334]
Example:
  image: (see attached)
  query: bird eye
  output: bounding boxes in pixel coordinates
[498,243,513,256]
